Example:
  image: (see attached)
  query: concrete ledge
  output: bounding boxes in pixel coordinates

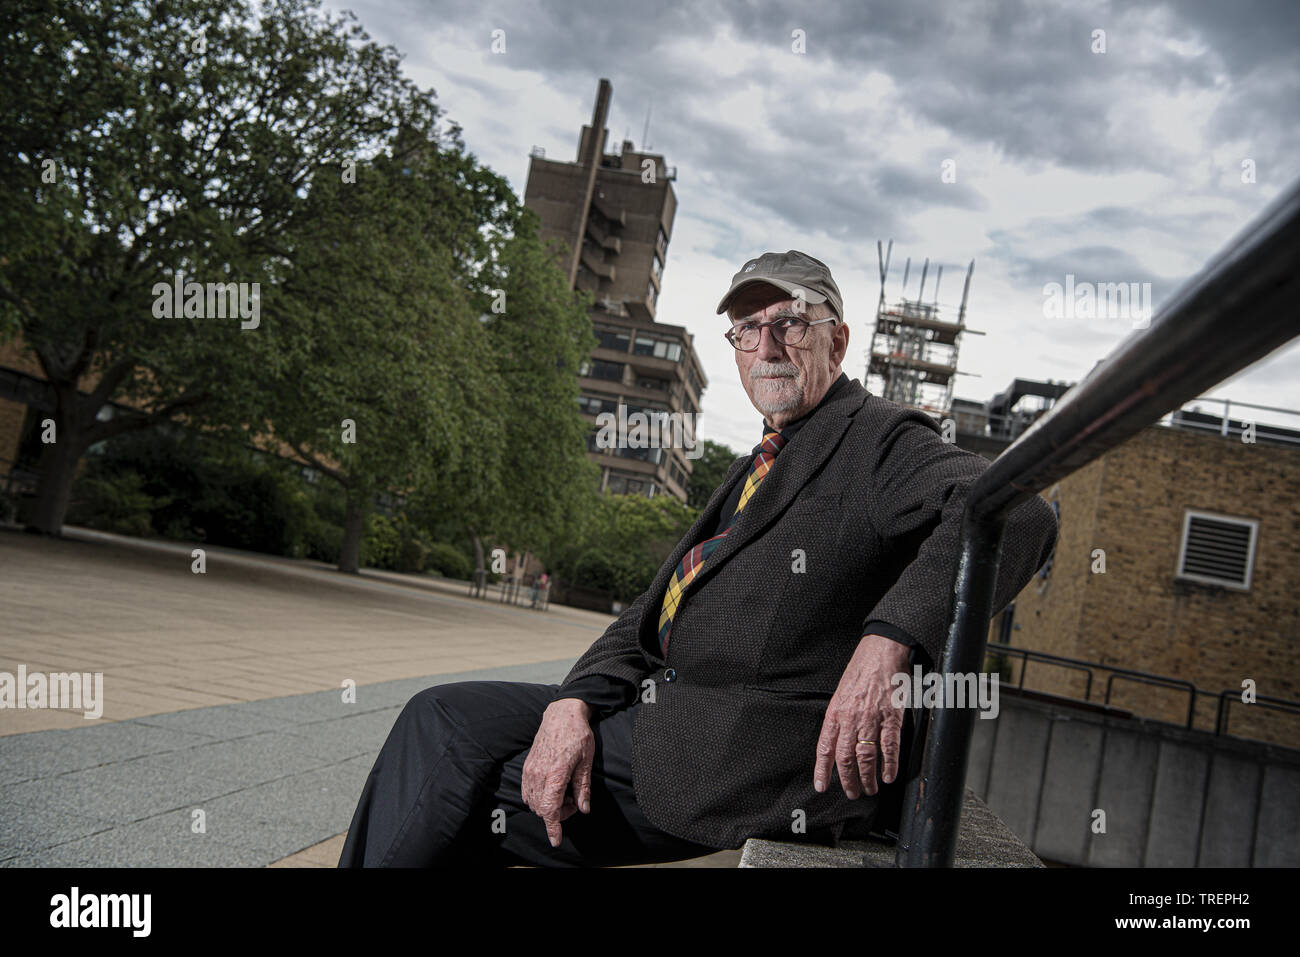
[739,789,1043,867]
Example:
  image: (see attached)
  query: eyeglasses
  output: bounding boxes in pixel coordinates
[724,313,838,352]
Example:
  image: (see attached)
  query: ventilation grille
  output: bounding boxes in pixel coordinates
[1179,514,1255,588]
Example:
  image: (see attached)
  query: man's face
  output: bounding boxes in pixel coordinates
[729,285,850,430]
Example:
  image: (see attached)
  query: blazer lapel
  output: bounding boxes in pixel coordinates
[636,452,752,651]
[654,452,750,587]
[676,380,868,601]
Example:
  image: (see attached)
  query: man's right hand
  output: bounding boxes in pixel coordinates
[521,698,595,847]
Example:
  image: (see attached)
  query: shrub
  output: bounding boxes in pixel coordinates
[396,535,429,574]
[67,471,160,537]
[361,512,401,570]
[425,541,472,580]
[73,428,321,557]
[572,548,620,594]
[302,514,342,564]
[195,461,313,556]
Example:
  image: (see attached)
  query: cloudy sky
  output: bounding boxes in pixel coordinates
[327,0,1300,453]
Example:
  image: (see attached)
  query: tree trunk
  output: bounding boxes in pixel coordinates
[27,387,87,536]
[466,526,487,597]
[339,488,367,574]
[468,527,485,575]
[28,437,83,535]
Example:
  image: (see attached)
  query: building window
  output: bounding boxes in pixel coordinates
[577,394,618,417]
[647,280,658,306]
[616,446,663,464]
[579,359,624,382]
[594,327,630,352]
[656,225,668,258]
[606,473,656,498]
[621,401,669,419]
[637,376,668,392]
[1176,510,1258,590]
[632,335,682,362]
[651,253,663,282]
[607,475,642,495]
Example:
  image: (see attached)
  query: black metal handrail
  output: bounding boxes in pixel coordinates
[988,643,1094,699]
[1104,672,1198,728]
[988,641,1300,736]
[1215,690,1300,736]
[895,176,1300,867]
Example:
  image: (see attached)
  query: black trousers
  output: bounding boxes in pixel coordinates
[336,680,721,867]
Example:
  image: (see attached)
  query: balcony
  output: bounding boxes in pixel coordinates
[621,378,682,407]
[580,244,615,281]
[590,345,631,365]
[592,196,626,228]
[585,218,622,255]
[624,350,679,377]
[627,297,657,322]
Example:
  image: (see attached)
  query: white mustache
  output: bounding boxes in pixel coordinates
[750,362,798,380]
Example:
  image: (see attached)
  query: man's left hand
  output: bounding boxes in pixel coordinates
[813,634,911,799]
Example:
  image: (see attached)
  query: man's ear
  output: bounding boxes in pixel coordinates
[830,317,850,367]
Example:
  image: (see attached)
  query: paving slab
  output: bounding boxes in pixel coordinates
[0,526,614,734]
[0,660,572,867]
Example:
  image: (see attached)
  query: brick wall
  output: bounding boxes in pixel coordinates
[0,339,44,466]
[1009,424,1300,748]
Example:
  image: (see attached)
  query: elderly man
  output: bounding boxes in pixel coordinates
[338,250,1058,867]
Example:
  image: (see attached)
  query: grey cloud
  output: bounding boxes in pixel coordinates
[998,243,1178,318]
[431,0,1300,178]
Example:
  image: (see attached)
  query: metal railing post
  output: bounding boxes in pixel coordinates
[896,509,1007,867]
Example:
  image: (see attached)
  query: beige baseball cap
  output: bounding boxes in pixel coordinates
[716,249,844,321]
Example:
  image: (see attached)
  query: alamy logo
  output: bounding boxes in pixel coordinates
[151,271,260,329]
[1042,274,1151,328]
[594,407,703,459]
[890,665,1000,719]
[50,887,151,937]
[0,666,103,719]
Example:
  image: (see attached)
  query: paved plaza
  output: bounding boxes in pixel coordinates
[0,527,739,867]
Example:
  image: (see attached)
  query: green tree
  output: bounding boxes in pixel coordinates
[0,0,444,534]
[461,204,600,572]
[549,492,699,602]
[254,127,508,572]
[686,439,742,508]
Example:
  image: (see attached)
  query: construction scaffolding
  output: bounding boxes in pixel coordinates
[865,240,984,421]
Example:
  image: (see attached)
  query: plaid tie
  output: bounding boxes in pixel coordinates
[657,429,787,656]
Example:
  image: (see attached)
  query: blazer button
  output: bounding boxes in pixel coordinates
[663,668,677,682]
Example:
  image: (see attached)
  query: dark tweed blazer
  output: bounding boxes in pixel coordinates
[556,376,1058,850]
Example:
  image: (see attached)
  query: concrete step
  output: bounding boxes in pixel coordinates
[739,789,1043,867]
